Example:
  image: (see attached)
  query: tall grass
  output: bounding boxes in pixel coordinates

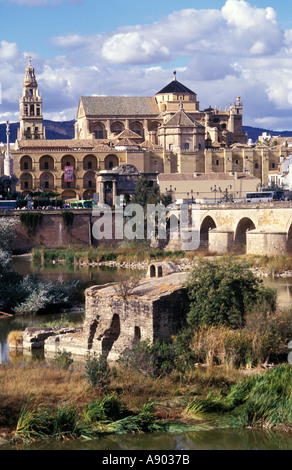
[14,399,98,442]
[12,396,167,443]
[186,364,292,430]
[189,310,291,368]
[31,246,188,266]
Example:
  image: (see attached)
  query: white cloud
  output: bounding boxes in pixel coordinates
[2,0,292,130]
[102,32,170,64]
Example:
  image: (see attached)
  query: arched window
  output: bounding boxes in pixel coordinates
[20,156,33,171]
[110,122,124,135]
[104,154,119,170]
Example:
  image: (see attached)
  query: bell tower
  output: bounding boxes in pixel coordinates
[18,58,46,140]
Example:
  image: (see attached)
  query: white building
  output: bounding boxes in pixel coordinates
[268,155,292,190]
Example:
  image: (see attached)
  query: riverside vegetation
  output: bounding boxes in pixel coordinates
[1,256,292,445]
[1,220,292,445]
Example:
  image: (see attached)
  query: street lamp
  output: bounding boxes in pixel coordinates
[210,185,221,203]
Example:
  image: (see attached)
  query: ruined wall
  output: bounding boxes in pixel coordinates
[82,273,188,361]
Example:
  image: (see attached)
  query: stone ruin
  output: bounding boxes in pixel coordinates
[13,263,189,362]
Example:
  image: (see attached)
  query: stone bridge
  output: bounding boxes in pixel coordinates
[196,201,292,255]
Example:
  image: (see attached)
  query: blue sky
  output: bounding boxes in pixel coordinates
[1,0,292,132]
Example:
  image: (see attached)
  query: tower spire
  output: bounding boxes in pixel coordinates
[18,59,46,140]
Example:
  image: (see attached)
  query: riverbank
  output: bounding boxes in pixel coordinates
[0,361,291,448]
[29,247,292,278]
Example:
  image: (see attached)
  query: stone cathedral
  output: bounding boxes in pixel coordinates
[4,60,288,202]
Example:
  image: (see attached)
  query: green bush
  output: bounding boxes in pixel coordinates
[186,258,277,329]
[119,339,182,378]
[52,350,74,370]
[83,354,111,391]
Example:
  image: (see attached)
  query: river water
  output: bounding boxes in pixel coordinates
[1,256,291,451]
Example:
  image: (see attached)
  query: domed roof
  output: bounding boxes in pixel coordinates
[156,72,196,96]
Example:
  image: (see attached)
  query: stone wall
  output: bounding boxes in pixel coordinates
[0,210,119,253]
[38,272,189,361]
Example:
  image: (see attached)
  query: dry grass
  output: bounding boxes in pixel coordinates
[0,363,92,415]
[7,331,23,348]
[0,362,179,428]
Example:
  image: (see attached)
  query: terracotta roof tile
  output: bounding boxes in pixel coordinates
[80,96,159,116]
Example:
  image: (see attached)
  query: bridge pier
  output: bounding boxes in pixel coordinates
[246,229,288,256]
[208,226,234,254]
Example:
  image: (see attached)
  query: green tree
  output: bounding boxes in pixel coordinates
[186,259,277,330]
[132,176,172,208]
[0,175,18,198]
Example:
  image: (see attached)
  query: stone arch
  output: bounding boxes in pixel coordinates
[102,313,121,357]
[157,266,163,278]
[61,155,76,170]
[91,122,106,139]
[61,173,76,189]
[200,216,217,248]
[83,189,95,199]
[61,190,76,200]
[83,171,96,190]
[130,121,144,138]
[235,217,256,249]
[20,172,33,191]
[83,154,98,171]
[20,155,33,171]
[40,172,55,191]
[150,265,156,278]
[40,155,54,171]
[110,121,125,136]
[104,154,119,170]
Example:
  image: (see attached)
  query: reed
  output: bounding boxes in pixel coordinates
[186,364,292,430]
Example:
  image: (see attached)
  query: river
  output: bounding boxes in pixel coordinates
[0,256,291,451]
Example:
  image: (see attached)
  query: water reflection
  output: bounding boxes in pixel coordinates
[11,255,292,309]
[1,258,292,451]
[4,428,292,451]
[263,277,292,309]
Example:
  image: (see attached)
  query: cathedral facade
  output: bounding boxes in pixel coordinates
[8,61,288,202]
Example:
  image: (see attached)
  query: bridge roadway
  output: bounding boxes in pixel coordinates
[196,201,292,255]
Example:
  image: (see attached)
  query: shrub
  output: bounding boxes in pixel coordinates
[52,350,74,370]
[119,339,180,378]
[113,276,140,300]
[186,258,277,329]
[83,354,111,392]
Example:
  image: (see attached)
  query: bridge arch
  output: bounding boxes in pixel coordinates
[200,215,217,248]
[235,217,256,250]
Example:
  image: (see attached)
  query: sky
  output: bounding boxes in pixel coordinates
[1,0,292,131]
